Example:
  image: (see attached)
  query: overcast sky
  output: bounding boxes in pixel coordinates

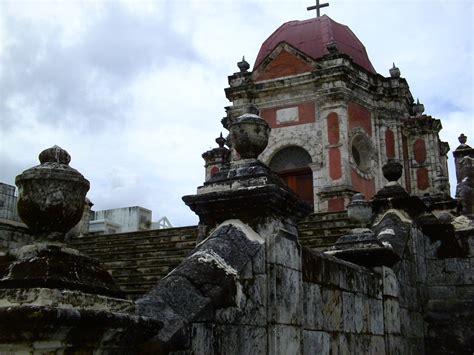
[0,0,472,227]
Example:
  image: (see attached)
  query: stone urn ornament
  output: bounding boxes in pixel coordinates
[347,193,372,226]
[229,113,270,159]
[15,145,90,241]
[382,159,403,183]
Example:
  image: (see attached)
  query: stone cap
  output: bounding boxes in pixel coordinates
[183,160,311,228]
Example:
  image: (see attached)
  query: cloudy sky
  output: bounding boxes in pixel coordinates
[0,0,472,227]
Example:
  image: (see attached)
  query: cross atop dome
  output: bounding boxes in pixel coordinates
[307,0,329,18]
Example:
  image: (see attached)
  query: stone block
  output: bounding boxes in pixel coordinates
[190,323,214,354]
[239,259,253,279]
[399,284,418,310]
[303,283,323,330]
[386,335,404,355]
[330,333,351,355]
[398,258,417,286]
[357,272,382,299]
[383,297,401,334]
[215,325,266,355]
[302,330,330,355]
[268,264,302,325]
[266,231,301,270]
[354,293,364,333]
[412,336,425,354]
[415,251,427,283]
[322,289,342,331]
[413,229,425,256]
[424,238,442,259]
[404,310,424,339]
[369,299,384,335]
[356,335,372,354]
[342,291,356,332]
[455,285,474,300]
[338,265,357,292]
[426,259,446,285]
[320,257,340,288]
[215,274,267,326]
[362,298,371,334]
[468,235,474,257]
[369,335,386,355]
[268,325,301,355]
[252,246,266,275]
[382,266,399,297]
[445,258,471,285]
[399,307,410,337]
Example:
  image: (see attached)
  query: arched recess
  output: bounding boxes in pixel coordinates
[269,146,314,206]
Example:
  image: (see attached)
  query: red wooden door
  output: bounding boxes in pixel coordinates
[279,168,314,207]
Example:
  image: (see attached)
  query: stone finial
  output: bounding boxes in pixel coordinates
[347,193,372,225]
[413,98,425,116]
[216,132,226,148]
[15,146,90,241]
[326,41,338,54]
[389,62,400,78]
[459,133,467,145]
[237,56,250,73]
[229,113,270,159]
[382,159,403,183]
[39,145,71,164]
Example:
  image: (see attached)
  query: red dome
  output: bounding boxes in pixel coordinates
[254,15,376,74]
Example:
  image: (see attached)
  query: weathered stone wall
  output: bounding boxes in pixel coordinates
[168,221,430,355]
[424,226,474,354]
[386,225,426,354]
[302,248,385,354]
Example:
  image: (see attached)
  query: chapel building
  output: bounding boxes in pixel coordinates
[213,15,450,213]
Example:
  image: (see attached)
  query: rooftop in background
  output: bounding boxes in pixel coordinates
[254,15,376,74]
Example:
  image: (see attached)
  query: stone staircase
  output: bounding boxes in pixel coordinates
[70,213,354,299]
[70,226,198,299]
[298,211,357,250]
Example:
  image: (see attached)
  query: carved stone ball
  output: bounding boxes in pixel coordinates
[15,146,90,240]
[382,159,403,182]
[229,113,270,159]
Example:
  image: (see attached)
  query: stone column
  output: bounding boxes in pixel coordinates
[182,113,312,354]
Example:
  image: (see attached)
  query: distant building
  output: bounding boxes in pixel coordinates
[0,183,20,222]
[89,206,152,235]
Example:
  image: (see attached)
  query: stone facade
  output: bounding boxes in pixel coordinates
[222,16,449,213]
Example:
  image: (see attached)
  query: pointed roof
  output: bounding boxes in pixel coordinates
[254,15,376,74]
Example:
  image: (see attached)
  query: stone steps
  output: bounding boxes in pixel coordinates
[77,241,196,257]
[71,227,197,246]
[298,211,356,250]
[68,215,356,298]
[70,226,198,299]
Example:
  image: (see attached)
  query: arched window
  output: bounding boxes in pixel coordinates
[269,146,314,207]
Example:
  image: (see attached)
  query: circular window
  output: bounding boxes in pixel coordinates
[350,132,373,173]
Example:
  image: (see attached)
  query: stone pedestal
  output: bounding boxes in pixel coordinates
[0,146,160,353]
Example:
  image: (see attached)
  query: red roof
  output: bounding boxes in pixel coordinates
[254,15,376,74]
